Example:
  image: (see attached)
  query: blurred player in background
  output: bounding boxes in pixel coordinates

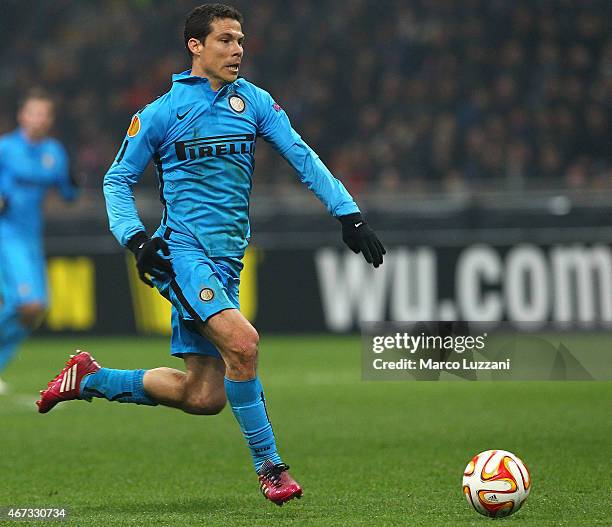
[0,88,78,393]
[37,3,384,505]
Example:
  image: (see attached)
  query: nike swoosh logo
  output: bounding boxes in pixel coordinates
[177,108,192,120]
[354,222,363,228]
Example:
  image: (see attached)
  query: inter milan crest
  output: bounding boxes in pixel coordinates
[199,288,215,302]
[42,153,55,169]
[228,94,246,113]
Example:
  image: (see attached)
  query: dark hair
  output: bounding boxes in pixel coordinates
[18,87,55,110]
[184,4,243,57]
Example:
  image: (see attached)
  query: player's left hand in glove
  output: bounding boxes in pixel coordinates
[338,212,386,268]
[127,232,175,287]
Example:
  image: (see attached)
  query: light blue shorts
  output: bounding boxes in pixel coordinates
[152,230,242,359]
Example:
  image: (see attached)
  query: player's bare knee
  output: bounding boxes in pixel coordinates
[224,328,259,369]
[18,304,46,329]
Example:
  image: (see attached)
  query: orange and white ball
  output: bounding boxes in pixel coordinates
[462,449,531,518]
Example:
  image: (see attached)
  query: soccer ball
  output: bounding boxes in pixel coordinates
[462,449,531,518]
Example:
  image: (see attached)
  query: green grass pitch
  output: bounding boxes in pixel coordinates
[0,335,610,526]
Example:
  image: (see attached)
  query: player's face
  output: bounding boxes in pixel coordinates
[18,98,54,140]
[192,18,244,90]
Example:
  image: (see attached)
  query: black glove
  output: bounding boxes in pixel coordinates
[127,232,174,287]
[0,195,8,215]
[338,212,386,268]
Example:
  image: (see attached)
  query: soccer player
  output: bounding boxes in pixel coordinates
[37,4,385,505]
[0,89,77,393]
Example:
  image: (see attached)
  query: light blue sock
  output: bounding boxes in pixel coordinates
[224,376,282,472]
[80,368,157,406]
[0,309,29,373]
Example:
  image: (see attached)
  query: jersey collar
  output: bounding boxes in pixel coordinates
[172,70,243,90]
[17,127,44,145]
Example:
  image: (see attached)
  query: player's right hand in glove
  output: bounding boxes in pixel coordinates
[127,232,175,287]
[338,212,386,268]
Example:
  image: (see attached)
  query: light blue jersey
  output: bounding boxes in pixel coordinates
[0,128,74,239]
[103,70,359,257]
[0,128,75,307]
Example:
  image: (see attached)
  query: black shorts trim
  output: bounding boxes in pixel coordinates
[170,279,204,325]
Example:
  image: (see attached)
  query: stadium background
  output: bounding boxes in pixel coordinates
[2,0,611,335]
[1,0,611,335]
[1,2,611,526]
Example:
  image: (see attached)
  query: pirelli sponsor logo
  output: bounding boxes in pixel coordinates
[175,133,255,161]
